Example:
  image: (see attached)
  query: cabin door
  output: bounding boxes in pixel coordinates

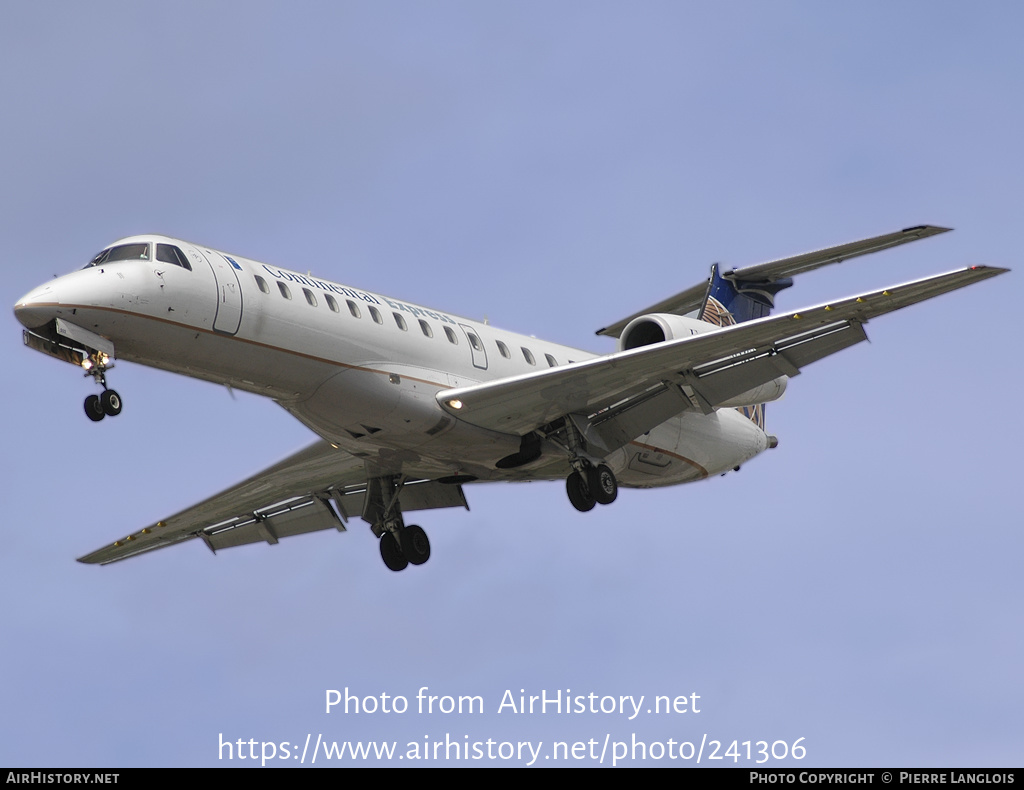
[199,249,243,335]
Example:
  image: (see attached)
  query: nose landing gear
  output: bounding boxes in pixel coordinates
[84,388,122,421]
[81,351,123,422]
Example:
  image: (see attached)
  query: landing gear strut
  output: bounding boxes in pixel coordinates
[366,475,432,572]
[81,351,123,422]
[560,419,618,512]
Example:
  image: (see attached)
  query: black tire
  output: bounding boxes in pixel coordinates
[380,532,408,571]
[566,471,595,512]
[401,525,431,566]
[589,464,618,505]
[84,394,105,422]
[100,389,122,417]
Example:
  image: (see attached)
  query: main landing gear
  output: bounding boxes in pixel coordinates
[379,524,431,572]
[80,351,123,422]
[365,475,431,572]
[560,419,618,513]
[566,462,618,512]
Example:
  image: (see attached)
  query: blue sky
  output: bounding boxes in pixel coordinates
[2,1,1021,767]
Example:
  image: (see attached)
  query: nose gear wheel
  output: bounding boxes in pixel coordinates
[84,394,105,422]
[80,351,123,422]
[83,389,123,422]
[100,389,122,416]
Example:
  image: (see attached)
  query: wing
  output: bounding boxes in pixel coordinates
[78,440,468,565]
[439,266,1007,450]
[596,225,950,337]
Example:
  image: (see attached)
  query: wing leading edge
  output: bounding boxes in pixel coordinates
[438,265,1007,447]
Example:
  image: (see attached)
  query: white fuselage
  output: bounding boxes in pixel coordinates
[15,235,769,488]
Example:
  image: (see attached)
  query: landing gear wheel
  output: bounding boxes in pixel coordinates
[566,471,596,512]
[380,532,408,572]
[100,389,122,417]
[401,525,431,566]
[589,464,618,505]
[84,394,105,422]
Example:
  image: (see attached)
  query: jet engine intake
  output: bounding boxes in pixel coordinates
[618,313,787,409]
[618,313,712,352]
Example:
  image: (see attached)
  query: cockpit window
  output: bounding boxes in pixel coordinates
[85,243,151,267]
[156,244,192,271]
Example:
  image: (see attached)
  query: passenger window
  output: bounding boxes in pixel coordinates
[522,347,536,365]
[393,313,408,331]
[255,276,270,294]
[468,333,483,351]
[419,320,433,338]
[369,306,383,324]
[496,340,511,359]
[156,244,192,271]
[325,295,339,312]
[278,282,292,300]
[346,300,361,318]
[303,288,318,307]
[545,354,557,367]
[444,327,458,345]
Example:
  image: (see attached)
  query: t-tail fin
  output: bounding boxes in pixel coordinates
[698,265,794,429]
[698,263,794,327]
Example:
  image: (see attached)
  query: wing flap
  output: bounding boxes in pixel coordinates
[441,266,1006,442]
[204,496,344,551]
[77,440,364,564]
[330,479,470,523]
[575,383,692,454]
[78,437,475,565]
[690,321,868,405]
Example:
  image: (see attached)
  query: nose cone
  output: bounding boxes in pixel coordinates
[14,281,60,330]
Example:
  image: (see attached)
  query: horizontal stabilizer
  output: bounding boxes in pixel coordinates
[726,224,949,282]
[596,225,950,337]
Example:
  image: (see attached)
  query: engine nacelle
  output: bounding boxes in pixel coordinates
[618,313,714,352]
[618,313,787,408]
[717,377,787,408]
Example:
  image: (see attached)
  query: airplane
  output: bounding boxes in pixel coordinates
[13,225,1007,571]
